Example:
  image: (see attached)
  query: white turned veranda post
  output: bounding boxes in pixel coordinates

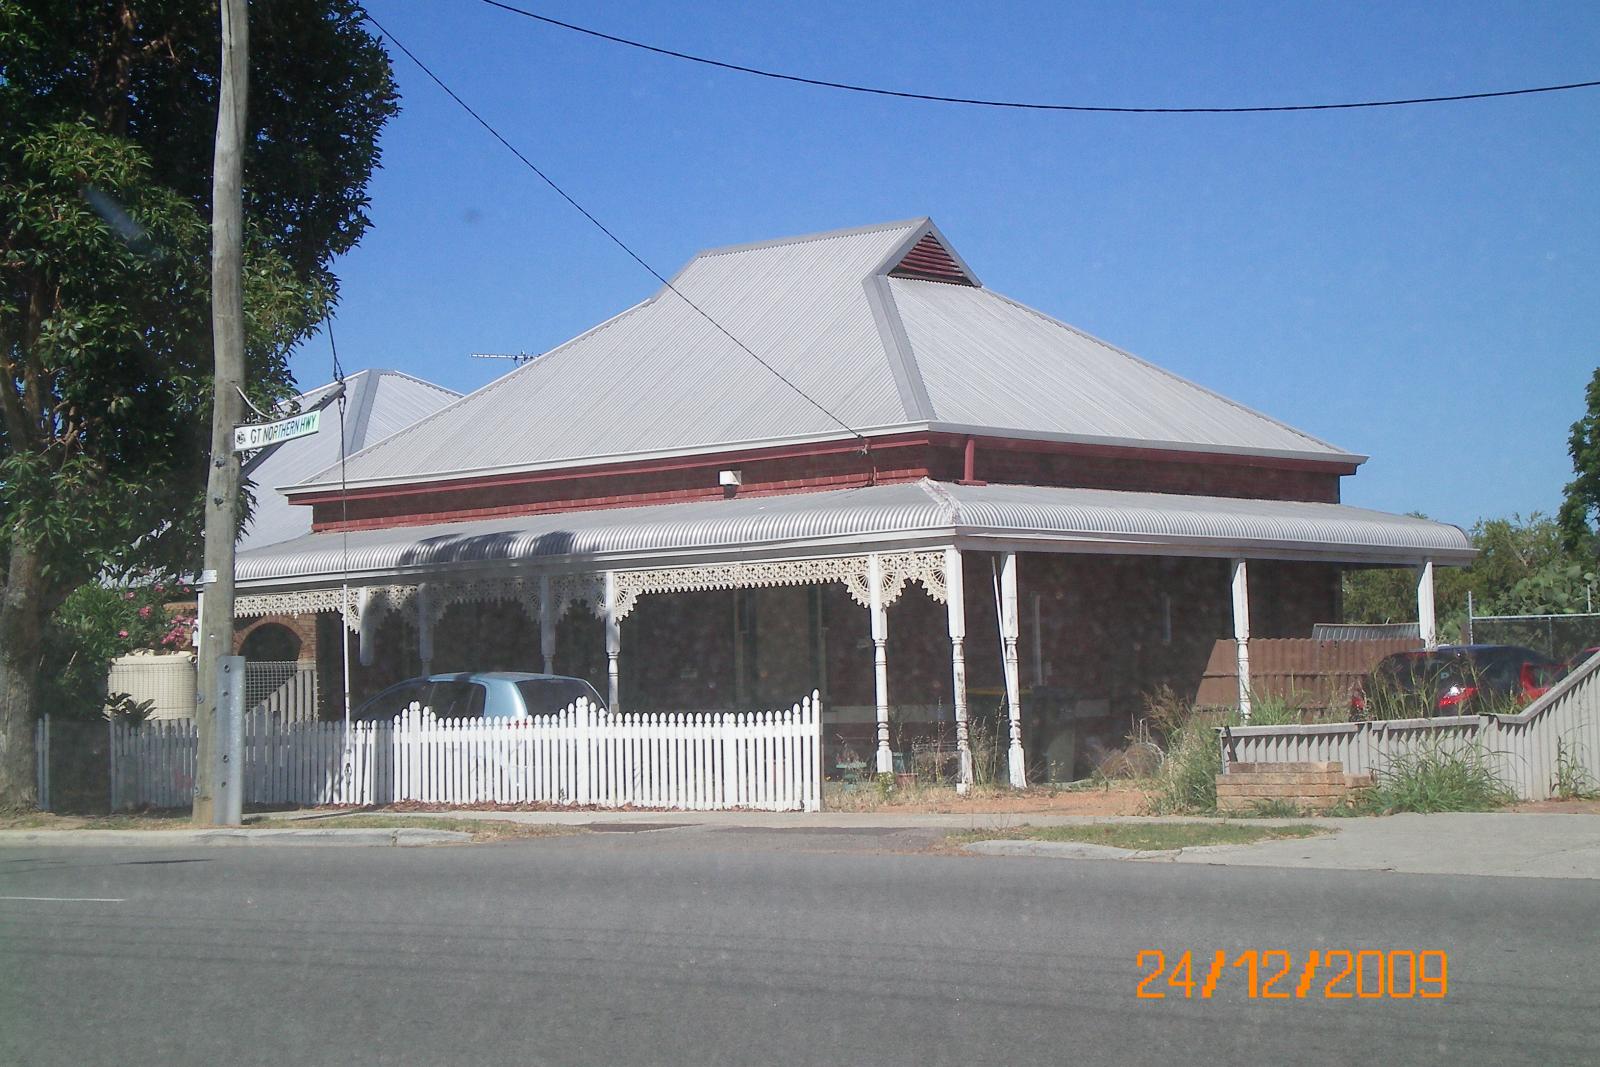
[1417,560,1437,649]
[868,552,893,774]
[945,546,973,793]
[999,552,1026,788]
[416,582,434,675]
[358,586,378,667]
[1230,558,1252,720]
[604,571,621,713]
[539,575,556,673]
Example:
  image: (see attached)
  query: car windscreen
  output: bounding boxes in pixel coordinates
[516,678,600,715]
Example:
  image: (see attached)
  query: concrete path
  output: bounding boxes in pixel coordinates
[1165,811,1600,880]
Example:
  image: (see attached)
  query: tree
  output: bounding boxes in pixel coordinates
[1342,513,1593,639]
[1559,367,1600,553]
[0,2,397,810]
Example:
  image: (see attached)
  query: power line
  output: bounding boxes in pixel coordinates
[363,13,867,445]
[480,0,1600,115]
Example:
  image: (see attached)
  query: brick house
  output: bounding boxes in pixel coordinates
[233,219,1471,785]
[229,369,458,695]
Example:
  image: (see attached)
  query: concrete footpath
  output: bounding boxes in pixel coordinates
[3,809,1599,879]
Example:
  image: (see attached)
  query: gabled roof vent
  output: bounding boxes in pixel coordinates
[888,233,976,286]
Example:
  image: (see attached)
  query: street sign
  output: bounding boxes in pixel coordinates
[233,409,320,452]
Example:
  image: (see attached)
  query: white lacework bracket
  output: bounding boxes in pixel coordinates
[612,551,947,620]
[236,587,366,633]
[233,551,948,630]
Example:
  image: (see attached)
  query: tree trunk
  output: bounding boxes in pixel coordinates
[0,544,47,813]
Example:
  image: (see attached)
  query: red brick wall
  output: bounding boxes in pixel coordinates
[306,436,1349,532]
[310,440,934,532]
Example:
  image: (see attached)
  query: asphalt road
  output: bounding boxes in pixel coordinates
[2,828,1595,1066]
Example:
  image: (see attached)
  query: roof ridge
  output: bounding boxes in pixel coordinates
[863,275,936,422]
[367,367,463,399]
[690,217,929,261]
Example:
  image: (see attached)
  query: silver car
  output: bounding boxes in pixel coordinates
[353,671,604,721]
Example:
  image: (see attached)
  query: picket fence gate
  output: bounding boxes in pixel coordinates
[80,694,823,813]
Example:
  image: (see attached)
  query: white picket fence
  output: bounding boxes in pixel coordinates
[1221,653,1600,801]
[89,693,823,813]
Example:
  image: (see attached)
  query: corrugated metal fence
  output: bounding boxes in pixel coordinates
[1221,656,1600,801]
[1197,637,1423,710]
[67,694,823,813]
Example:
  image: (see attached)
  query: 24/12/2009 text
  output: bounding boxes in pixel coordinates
[1136,949,1448,1000]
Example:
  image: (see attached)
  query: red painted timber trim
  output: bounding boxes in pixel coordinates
[293,432,938,508]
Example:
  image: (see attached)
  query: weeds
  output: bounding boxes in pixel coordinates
[948,822,1325,852]
[1242,799,1308,818]
[1552,737,1599,800]
[1140,687,1316,814]
[1239,693,1304,726]
[1148,717,1223,813]
[1356,742,1515,814]
[966,714,1006,787]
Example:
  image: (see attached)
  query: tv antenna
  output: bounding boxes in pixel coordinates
[472,351,538,364]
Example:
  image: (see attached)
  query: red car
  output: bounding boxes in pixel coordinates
[1350,645,1564,717]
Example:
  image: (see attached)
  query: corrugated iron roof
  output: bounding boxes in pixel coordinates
[238,370,459,552]
[891,280,1348,459]
[290,218,1359,494]
[237,479,1471,587]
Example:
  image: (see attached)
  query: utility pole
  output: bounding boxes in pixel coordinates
[194,0,248,824]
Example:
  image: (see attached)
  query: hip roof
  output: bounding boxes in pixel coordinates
[289,219,1359,495]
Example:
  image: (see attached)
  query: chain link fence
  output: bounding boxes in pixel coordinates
[1466,612,1600,661]
[243,660,319,723]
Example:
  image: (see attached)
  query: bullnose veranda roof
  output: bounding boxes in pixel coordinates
[288,219,1360,495]
[237,479,1472,588]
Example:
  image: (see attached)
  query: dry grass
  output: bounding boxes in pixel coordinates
[249,813,580,842]
[948,822,1326,852]
[0,809,578,842]
[821,781,1148,815]
[0,811,196,831]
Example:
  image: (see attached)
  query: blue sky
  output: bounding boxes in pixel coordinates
[296,1,1600,530]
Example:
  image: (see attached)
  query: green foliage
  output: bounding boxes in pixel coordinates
[1355,743,1515,814]
[1342,513,1599,638]
[1141,688,1303,813]
[1149,716,1224,814]
[2,3,397,592]
[104,692,156,724]
[1,2,397,801]
[1559,367,1600,552]
[1141,688,1230,814]
[37,580,194,720]
[1551,737,1599,800]
[965,712,1006,787]
[1240,693,1303,727]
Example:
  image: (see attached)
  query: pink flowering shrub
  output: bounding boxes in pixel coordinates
[40,577,194,719]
